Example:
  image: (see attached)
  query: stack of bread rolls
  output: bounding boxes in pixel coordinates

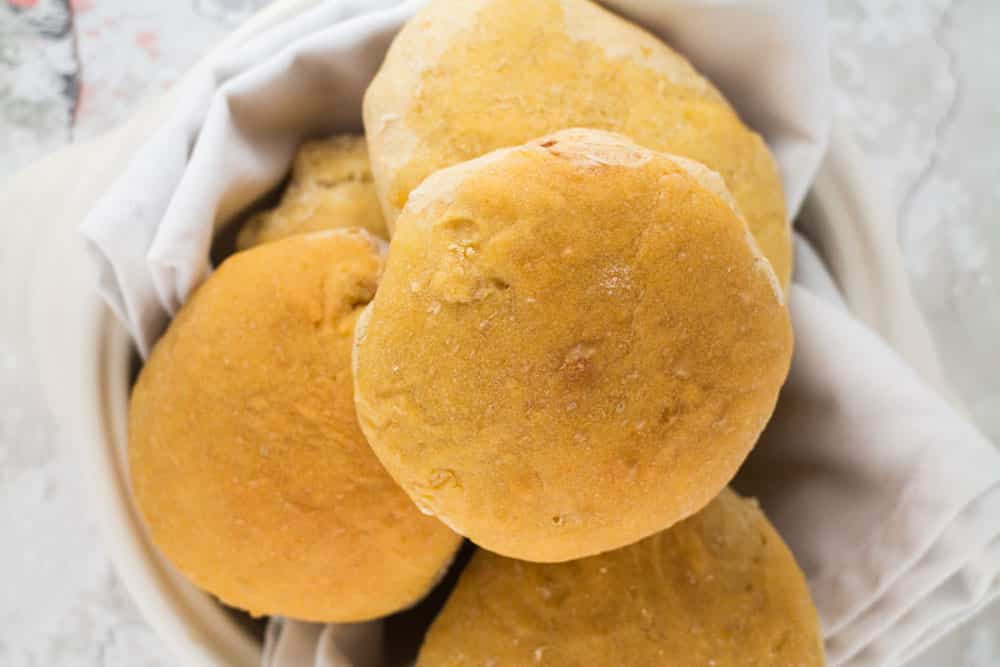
[128,0,824,664]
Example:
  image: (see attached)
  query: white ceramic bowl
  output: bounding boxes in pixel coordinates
[3,0,963,661]
[11,0,941,658]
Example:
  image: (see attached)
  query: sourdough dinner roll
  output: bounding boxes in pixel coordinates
[416,489,825,667]
[237,134,387,249]
[129,229,461,621]
[353,130,793,562]
[364,0,791,288]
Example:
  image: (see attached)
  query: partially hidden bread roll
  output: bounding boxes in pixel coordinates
[129,229,461,621]
[364,0,791,288]
[237,134,387,249]
[417,489,825,667]
[353,129,793,562]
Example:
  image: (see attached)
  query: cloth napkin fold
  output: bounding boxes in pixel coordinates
[77,1,1000,665]
[740,247,1000,666]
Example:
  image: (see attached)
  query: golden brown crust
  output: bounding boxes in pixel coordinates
[363,0,790,287]
[353,130,793,562]
[129,229,460,621]
[416,489,825,667]
[237,134,387,249]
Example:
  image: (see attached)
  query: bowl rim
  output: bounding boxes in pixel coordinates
[78,297,263,667]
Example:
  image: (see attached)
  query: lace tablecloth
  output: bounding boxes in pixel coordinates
[1,1,997,664]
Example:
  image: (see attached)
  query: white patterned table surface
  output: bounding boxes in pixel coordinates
[1,1,998,665]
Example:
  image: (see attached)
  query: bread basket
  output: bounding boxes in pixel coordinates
[14,1,956,665]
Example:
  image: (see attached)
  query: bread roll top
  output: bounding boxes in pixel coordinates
[364,0,790,287]
[130,229,460,622]
[417,489,824,666]
[354,130,792,563]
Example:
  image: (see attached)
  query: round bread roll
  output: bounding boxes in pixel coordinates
[416,489,825,666]
[237,134,387,249]
[129,229,461,621]
[364,0,791,288]
[353,129,793,562]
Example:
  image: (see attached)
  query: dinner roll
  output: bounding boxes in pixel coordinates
[353,130,792,562]
[417,489,825,667]
[129,229,461,621]
[237,134,387,249]
[364,0,791,287]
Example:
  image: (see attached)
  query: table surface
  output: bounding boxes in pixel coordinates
[1,1,998,665]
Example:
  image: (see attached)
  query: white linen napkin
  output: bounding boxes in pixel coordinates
[741,247,1000,667]
[76,1,1000,666]
[262,618,383,667]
